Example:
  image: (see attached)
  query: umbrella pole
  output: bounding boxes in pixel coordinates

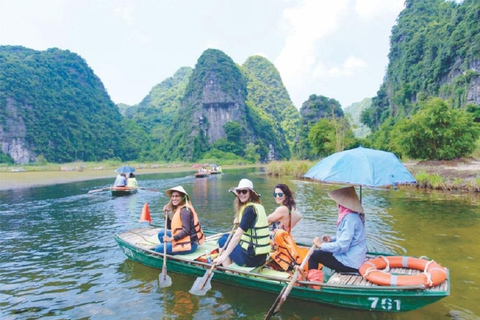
[360,186,362,203]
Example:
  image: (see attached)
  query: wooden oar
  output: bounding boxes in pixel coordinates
[264,244,316,320]
[158,214,172,288]
[139,187,160,192]
[189,224,237,296]
[88,187,111,194]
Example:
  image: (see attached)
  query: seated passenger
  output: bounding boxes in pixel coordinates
[267,183,302,234]
[126,173,138,188]
[154,186,204,255]
[213,179,270,267]
[308,186,367,273]
[113,174,127,187]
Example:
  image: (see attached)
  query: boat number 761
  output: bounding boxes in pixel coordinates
[368,297,401,311]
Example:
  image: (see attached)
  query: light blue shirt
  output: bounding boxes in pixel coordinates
[320,213,367,269]
[114,175,126,187]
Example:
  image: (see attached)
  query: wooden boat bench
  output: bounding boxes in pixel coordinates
[327,267,449,291]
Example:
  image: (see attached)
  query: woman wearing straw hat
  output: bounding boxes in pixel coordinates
[308,186,367,273]
[213,179,271,267]
[154,186,205,255]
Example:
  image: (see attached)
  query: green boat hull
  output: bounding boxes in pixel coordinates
[115,228,449,312]
[111,187,138,196]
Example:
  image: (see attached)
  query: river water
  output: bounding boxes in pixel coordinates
[0,168,479,320]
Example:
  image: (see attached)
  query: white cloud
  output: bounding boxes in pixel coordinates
[355,0,404,19]
[275,0,348,91]
[314,56,366,78]
[114,5,134,24]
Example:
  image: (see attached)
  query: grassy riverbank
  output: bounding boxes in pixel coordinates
[0,162,259,191]
[265,159,480,192]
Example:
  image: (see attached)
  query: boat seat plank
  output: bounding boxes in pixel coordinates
[327,267,448,291]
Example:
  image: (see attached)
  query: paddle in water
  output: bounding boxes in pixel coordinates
[158,213,172,288]
[88,187,111,194]
[139,187,160,192]
[189,224,237,296]
[264,244,317,320]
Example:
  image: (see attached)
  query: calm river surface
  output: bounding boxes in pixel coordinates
[1,168,479,320]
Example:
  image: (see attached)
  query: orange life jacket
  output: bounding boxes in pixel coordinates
[171,204,205,252]
[270,230,310,271]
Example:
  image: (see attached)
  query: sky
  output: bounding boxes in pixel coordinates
[0,0,405,109]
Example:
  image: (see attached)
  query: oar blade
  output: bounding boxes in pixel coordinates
[264,286,287,320]
[88,187,110,194]
[159,269,172,288]
[189,273,212,296]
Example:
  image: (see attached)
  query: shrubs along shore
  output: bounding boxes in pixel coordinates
[265,160,480,193]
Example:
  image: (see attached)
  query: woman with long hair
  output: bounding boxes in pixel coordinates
[267,183,302,233]
[213,179,271,267]
[154,186,204,255]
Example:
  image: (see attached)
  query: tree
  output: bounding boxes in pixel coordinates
[308,116,356,157]
[393,98,480,160]
[244,142,260,163]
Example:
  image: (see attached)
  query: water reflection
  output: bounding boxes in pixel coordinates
[0,168,479,319]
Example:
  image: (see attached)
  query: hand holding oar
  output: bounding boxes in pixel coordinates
[158,213,172,288]
[189,224,237,296]
[88,187,111,194]
[264,244,317,320]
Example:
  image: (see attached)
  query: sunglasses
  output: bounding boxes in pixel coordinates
[273,192,284,198]
[236,189,249,195]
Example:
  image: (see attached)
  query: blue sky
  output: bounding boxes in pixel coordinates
[0,0,404,109]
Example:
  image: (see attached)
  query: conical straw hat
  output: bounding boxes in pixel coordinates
[165,186,190,200]
[327,186,364,213]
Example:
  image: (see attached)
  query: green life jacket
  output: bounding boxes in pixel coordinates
[238,203,271,255]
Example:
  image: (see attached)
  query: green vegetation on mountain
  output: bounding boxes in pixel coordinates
[148,49,294,162]
[124,67,192,160]
[0,46,146,163]
[242,56,300,150]
[296,95,351,159]
[360,0,480,160]
[344,98,372,138]
[5,0,480,167]
[364,0,480,131]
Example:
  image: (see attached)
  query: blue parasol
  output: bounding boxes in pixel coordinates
[303,147,416,201]
[115,166,136,174]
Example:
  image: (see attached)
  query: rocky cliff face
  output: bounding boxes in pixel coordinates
[199,78,246,144]
[466,60,480,106]
[0,98,36,163]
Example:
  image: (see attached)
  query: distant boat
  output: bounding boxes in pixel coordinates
[195,172,210,178]
[111,186,138,196]
[116,227,450,313]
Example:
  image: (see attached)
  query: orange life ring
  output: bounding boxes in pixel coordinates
[359,256,447,287]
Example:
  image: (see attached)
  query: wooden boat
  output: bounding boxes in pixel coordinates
[111,186,138,196]
[195,172,210,178]
[115,227,450,312]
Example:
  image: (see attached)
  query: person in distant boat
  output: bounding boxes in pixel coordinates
[308,186,367,273]
[126,173,138,188]
[267,184,302,234]
[154,186,205,255]
[213,179,270,267]
[113,173,127,187]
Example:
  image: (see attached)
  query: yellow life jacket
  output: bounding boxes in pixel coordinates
[171,204,205,252]
[238,203,271,255]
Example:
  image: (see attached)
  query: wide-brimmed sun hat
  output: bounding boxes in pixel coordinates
[229,178,260,197]
[327,186,364,213]
[165,186,190,200]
